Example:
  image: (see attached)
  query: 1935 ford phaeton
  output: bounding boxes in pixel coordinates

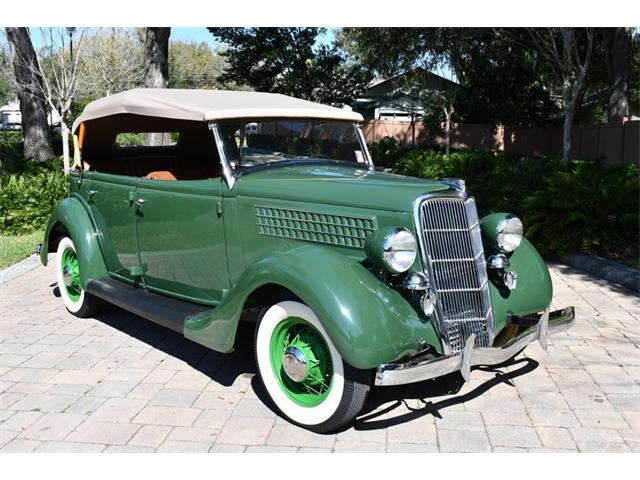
[39,89,575,432]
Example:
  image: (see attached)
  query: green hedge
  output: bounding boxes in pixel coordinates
[1,132,637,266]
[0,131,25,166]
[0,158,67,235]
[374,137,639,263]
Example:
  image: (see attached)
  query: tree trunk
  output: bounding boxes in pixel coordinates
[144,27,170,88]
[410,113,416,148]
[561,80,574,165]
[143,27,170,146]
[443,105,453,155]
[559,28,594,165]
[602,27,632,122]
[5,27,54,162]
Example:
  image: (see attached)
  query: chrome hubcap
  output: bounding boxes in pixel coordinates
[62,265,74,288]
[282,346,308,383]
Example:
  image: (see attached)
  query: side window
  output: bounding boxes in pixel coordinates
[115,132,180,148]
[82,119,222,181]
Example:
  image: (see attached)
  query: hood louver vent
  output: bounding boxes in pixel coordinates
[256,206,376,249]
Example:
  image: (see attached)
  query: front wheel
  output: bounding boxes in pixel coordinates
[55,236,103,318]
[255,300,371,433]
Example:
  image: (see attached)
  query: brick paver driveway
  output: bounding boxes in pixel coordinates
[0,259,638,452]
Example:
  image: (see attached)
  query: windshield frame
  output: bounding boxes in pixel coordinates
[209,119,374,189]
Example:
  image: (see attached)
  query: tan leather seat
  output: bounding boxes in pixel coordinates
[144,170,177,181]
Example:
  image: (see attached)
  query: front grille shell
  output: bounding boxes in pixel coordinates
[414,194,494,354]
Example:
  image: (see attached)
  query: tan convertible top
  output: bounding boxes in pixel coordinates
[72,88,363,133]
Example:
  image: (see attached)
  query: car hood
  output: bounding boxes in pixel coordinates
[234,164,452,212]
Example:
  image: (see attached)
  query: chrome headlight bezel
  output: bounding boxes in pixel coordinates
[366,227,418,274]
[382,227,418,274]
[496,215,523,253]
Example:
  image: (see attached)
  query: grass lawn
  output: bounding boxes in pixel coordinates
[0,231,43,270]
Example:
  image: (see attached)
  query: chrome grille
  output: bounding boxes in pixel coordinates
[417,196,493,353]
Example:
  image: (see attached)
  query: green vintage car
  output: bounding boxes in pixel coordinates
[39,89,575,433]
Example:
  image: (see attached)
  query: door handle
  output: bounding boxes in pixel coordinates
[88,190,98,202]
[133,198,145,207]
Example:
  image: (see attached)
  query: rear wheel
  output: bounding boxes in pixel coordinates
[55,236,103,317]
[255,300,370,433]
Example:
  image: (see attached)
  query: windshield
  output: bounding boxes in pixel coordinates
[215,120,369,170]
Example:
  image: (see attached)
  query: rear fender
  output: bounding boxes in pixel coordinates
[40,196,108,288]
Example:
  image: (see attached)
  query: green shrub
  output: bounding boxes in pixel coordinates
[0,158,67,235]
[0,131,25,168]
[523,162,639,257]
[378,138,639,260]
[368,137,411,168]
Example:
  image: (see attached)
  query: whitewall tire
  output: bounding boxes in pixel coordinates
[255,300,370,433]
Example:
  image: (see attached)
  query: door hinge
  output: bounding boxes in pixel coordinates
[217,201,223,217]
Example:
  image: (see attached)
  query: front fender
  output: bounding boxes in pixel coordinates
[40,196,108,288]
[480,213,553,335]
[184,244,441,369]
[490,237,553,334]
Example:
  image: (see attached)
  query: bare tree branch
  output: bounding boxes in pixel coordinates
[11,27,90,172]
[511,27,595,164]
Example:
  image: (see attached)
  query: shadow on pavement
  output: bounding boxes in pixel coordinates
[550,262,639,297]
[62,285,540,432]
[354,356,539,431]
[86,300,258,386]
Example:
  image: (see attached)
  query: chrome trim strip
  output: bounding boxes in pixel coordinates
[355,125,375,171]
[466,196,494,346]
[375,306,575,386]
[209,122,236,190]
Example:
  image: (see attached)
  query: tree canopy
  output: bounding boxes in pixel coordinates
[338,27,561,126]
[168,41,226,90]
[207,27,371,105]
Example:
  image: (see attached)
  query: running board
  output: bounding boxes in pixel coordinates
[86,278,211,333]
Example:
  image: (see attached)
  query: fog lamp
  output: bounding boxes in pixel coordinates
[403,272,430,291]
[487,254,510,270]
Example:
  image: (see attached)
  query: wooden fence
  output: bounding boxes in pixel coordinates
[361,119,640,165]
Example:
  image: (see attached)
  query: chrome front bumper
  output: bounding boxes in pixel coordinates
[375,307,575,386]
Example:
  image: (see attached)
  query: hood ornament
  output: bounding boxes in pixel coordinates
[439,178,467,196]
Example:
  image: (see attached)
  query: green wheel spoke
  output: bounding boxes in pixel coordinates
[269,316,334,408]
[61,246,82,302]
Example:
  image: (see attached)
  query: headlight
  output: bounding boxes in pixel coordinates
[383,228,417,273]
[365,227,417,274]
[496,215,523,253]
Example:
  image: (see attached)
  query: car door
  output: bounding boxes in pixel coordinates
[78,171,141,283]
[134,177,230,305]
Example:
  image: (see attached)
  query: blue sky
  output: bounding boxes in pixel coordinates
[28,27,337,50]
[172,27,336,48]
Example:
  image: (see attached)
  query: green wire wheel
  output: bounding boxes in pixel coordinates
[60,244,82,302]
[268,316,334,408]
[55,236,103,317]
